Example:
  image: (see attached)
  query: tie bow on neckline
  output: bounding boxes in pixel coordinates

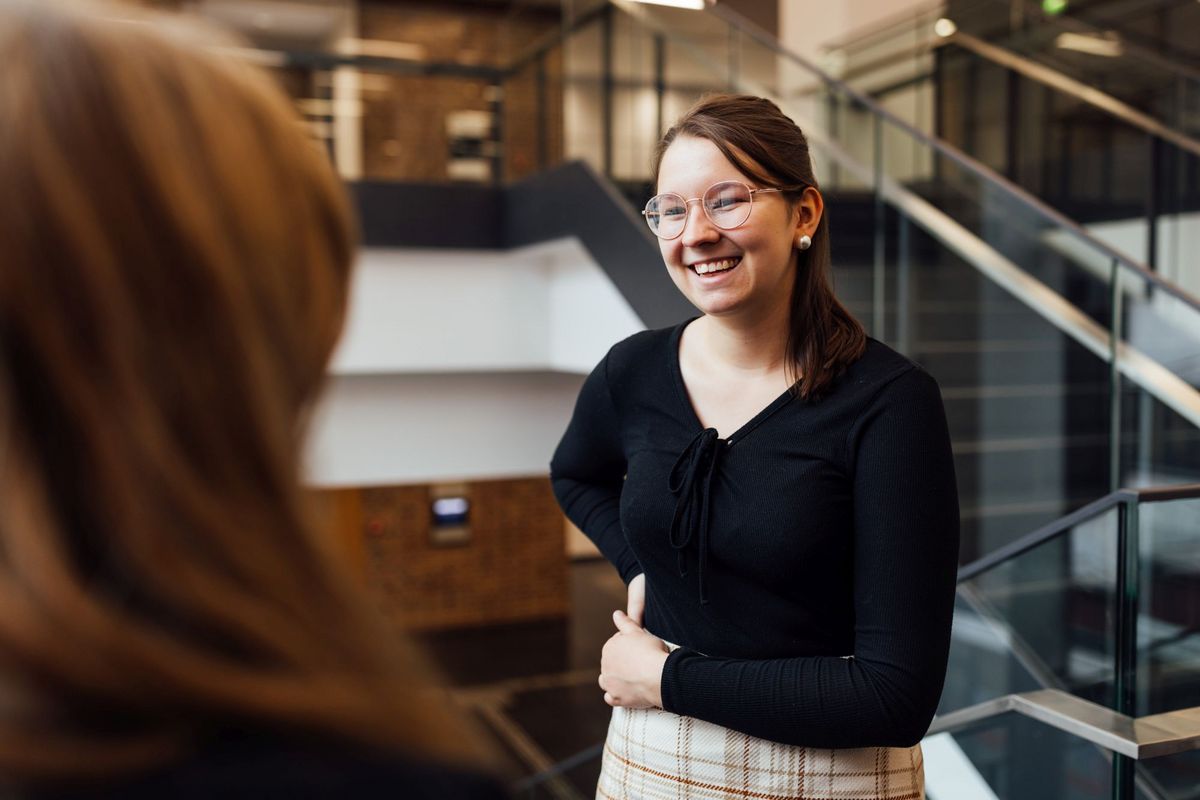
[668,427,724,605]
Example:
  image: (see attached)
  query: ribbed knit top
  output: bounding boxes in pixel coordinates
[550,319,960,749]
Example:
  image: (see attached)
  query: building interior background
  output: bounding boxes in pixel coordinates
[105,0,1200,797]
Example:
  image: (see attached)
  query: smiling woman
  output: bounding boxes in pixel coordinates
[550,94,961,800]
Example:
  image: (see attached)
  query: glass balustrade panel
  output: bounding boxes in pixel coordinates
[961,507,1121,706]
[926,712,1115,800]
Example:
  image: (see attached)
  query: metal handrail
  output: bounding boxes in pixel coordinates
[510,742,604,795]
[827,0,1200,89]
[817,11,1200,160]
[515,692,1200,792]
[514,686,1200,789]
[956,483,1200,583]
[947,29,1200,159]
[684,0,1200,316]
[928,689,1200,760]
[1004,0,1200,88]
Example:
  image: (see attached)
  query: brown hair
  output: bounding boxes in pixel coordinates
[653,93,867,400]
[0,0,487,783]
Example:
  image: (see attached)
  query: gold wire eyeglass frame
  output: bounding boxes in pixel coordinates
[641,180,808,240]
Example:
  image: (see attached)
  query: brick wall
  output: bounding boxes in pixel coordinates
[500,46,565,182]
[314,476,568,632]
[357,2,562,182]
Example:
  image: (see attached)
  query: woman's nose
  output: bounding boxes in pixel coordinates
[680,202,720,247]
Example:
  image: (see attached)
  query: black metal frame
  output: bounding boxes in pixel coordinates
[955,483,1200,583]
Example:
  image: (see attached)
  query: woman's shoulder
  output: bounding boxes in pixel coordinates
[597,317,693,384]
[605,319,689,364]
[30,735,509,800]
[830,337,941,407]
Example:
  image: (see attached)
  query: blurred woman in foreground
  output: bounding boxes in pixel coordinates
[0,1,503,795]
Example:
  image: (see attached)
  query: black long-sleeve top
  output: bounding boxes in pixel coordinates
[550,319,960,749]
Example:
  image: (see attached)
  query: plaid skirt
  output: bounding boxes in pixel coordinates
[597,705,924,800]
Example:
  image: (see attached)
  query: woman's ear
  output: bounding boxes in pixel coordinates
[793,186,823,248]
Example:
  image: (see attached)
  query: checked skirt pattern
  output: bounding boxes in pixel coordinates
[596,706,924,800]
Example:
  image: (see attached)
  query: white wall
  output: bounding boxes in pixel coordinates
[1043,211,1200,300]
[306,238,644,487]
[1042,212,1200,390]
[778,0,935,173]
[1074,212,1200,301]
[330,238,643,375]
[545,239,651,373]
[304,371,587,487]
[780,0,934,58]
[331,248,549,374]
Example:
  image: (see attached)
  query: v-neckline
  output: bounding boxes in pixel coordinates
[668,317,797,447]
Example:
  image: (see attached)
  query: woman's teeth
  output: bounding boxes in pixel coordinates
[693,258,741,275]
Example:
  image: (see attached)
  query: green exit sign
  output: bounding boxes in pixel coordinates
[1043,0,1069,14]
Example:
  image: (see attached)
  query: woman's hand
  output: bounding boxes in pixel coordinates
[598,609,669,709]
[626,573,646,625]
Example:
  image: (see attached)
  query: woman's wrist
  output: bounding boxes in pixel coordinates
[652,649,669,708]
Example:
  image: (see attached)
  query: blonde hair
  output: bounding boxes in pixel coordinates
[0,0,486,782]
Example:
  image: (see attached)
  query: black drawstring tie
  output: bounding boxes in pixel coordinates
[668,428,722,605]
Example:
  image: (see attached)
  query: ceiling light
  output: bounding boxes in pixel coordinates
[215,46,288,67]
[337,38,426,61]
[933,18,957,37]
[630,0,707,9]
[1055,31,1123,57]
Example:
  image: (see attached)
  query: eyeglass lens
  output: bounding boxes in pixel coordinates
[644,181,754,239]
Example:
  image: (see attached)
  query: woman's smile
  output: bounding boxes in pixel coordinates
[689,256,742,276]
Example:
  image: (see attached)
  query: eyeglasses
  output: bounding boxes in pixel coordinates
[642,180,807,240]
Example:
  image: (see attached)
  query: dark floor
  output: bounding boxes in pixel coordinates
[413,559,625,799]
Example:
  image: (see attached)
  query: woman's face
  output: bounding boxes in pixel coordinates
[655,134,809,322]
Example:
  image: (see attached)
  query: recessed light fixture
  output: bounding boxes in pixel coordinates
[630,0,706,9]
[216,46,288,67]
[1055,31,1123,57]
[337,38,426,62]
[933,18,958,37]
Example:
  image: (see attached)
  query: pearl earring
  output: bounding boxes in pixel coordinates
[797,234,812,251]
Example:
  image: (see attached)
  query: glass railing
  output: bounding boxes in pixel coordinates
[928,712,1117,799]
[815,0,1200,295]
[823,0,1200,135]
[982,0,1200,139]
[933,31,1200,297]
[942,503,1122,714]
[1135,494,1200,718]
[947,485,1200,710]
[939,484,1200,800]
[1132,493,1200,800]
